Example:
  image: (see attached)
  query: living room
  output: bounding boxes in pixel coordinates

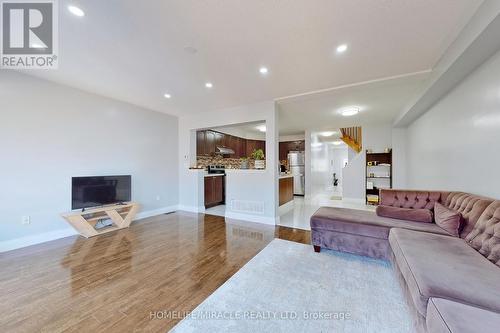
[1,1,500,332]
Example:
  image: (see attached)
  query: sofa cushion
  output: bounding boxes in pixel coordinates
[444,192,493,238]
[310,207,449,240]
[376,205,433,223]
[389,228,500,316]
[465,201,500,267]
[380,189,449,210]
[426,298,500,333]
[434,202,463,237]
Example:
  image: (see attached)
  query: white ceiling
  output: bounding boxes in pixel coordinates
[211,121,266,140]
[24,0,482,117]
[277,71,430,135]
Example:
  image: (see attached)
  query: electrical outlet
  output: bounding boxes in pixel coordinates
[22,216,31,225]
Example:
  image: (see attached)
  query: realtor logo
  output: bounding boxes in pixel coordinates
[1,0,58,69]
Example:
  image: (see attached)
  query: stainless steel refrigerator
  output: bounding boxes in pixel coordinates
[288,151,305,195]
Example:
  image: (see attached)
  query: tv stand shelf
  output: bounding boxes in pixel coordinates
[61,202,139,238]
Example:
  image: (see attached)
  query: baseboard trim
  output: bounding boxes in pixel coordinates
[0,228,78,253]
[135,205,178,220]
[0,205,179,253]
[225,211,277,226]
[177,205,205,213]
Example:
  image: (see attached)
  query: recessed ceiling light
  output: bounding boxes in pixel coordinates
[68,5,85,17]
[256,125,266,132]
[320,131,336,137]
[205,82,213,88]
[332,141,343,145]
[164,93,171,99]
[336,44,348,54]
[259,67,269,75]
[339,106,360,117]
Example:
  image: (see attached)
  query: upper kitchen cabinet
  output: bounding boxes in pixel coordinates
[205,131,216,155]
[214,132,225,149]
[196,131,206,156]
[279,140,305,161]
[246,139,266,157]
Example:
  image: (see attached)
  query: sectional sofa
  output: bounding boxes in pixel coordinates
[310,189,500,333]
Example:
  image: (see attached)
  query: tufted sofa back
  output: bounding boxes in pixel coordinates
[465,200,500,267]
[379,189,493,238]
[379,190,449,210]
[444,192,493,238]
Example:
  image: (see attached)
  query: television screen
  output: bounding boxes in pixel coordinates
[72,175,131,210]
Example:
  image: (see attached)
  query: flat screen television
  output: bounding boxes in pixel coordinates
[72,175,131,210]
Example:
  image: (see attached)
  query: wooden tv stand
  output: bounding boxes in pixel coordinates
[61,202,140,238]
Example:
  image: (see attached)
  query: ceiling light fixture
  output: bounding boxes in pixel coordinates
[164,93,171,99]
[256,125,266,132]
[332,141,342,145]
[259,67,269,75]
[68,5,85,17]
[339,106,360,117]
[336,44,348,54]
[320,131,336,137]
[205,82,213,88]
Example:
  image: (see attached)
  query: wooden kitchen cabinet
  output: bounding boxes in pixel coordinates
[279,177,294,206]
[197,131,206,156]
[204,176,225,208]
[246,140,266,157]
[205,131,216,155]
[214,132,225,149]
[279,140,305,161]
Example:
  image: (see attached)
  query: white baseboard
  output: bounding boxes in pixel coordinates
[0,205,179,253]
[135,205,178,220]
[225,211,277,226]
[177,205,205,213]
[0,228,78,253]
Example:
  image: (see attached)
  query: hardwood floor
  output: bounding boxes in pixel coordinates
[0,212,311,333]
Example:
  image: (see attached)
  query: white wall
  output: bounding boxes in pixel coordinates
[406,49,500,198]
[0,72,179,250]
[178,101,279,223]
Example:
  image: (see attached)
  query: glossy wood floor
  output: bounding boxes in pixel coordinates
[0,212,311,333]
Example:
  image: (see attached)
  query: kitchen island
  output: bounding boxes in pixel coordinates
[279,174,294,206]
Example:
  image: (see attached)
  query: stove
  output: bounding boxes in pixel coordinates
[207,165,226,174]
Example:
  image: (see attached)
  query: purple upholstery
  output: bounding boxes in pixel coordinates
[465,200,500,267]
[376,205,434,223]
[309,189,499,333]
[380,189,449,210]
[443,192,493,238]
[310,207,449,259]
[426,298,500,333]
[434,202,463,237]
[389,228,500,316]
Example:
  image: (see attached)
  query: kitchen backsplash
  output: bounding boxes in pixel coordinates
[196,156,266,169]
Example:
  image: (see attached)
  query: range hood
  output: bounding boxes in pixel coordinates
[216,146,235,155]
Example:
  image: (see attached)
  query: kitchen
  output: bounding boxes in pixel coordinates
[190,121,305,217]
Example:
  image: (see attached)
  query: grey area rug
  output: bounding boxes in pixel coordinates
[170,239,413,333]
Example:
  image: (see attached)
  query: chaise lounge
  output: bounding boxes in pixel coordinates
[310,189,500,333]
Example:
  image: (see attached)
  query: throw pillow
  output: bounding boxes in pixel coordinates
[376,205,433,223]
[434,202,463,237]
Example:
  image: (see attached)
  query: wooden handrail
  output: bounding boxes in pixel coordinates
[340,126,362,153]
